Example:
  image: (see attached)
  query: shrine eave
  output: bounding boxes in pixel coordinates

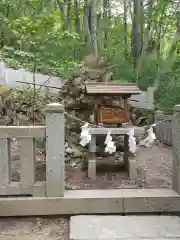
[85,82,142,96]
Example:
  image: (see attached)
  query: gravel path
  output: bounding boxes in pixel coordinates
[137,143,172,188]
[0,142,173,239]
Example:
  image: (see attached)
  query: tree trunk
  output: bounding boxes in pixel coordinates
[103,0,108,50]
[140,0,144,53]
[91,0,98,56]
[170,10,180,54]
[84,0,93,53]
[66,0,72,30]
[57,0,66,31]
[123,0,128,58]
[74,0,81,34]
[131,0,143,66]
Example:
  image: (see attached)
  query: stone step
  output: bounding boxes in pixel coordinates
[70,215,180,240]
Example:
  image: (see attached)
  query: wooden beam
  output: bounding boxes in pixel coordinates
[89,127,145,135]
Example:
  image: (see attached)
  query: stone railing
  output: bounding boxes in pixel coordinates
[155,104,180,195]
[0,103,65,198]
[155,110,172,146]
[0,102,146,198]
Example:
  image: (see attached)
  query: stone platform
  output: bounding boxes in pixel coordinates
[70,215,180,239]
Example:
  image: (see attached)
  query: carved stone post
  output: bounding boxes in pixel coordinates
[154,110,163,142]
[172,104,180,194]
[45,103,65,197]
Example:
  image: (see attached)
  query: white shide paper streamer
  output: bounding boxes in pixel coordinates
[79,123,91,147]
[104,131,116,154]
[80,124,157,153]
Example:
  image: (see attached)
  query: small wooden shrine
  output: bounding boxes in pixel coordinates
[84,82,143,181]
[84,82,141,125]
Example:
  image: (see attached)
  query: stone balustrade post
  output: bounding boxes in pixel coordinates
[154,110,163,140]
[45,103,65,197]
[172,104,180,194]
[154,110,163,123]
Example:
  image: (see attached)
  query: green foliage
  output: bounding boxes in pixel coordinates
[155,54,180,110]
[0,2,82,77]
[11,86,47,122]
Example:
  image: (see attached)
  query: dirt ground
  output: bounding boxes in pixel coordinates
[65,143,172,190]
[1,141,173,239]
[137,143,172,188]
[0,217,69,240]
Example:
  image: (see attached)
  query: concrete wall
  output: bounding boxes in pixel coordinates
[129,87,155,110]
[0,66,64,93]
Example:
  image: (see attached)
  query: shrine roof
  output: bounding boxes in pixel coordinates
[85,82,141,96]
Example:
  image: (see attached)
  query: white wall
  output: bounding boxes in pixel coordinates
[0,66,63,93]
[129,87,155,110]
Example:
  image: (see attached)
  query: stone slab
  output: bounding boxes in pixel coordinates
[0,189,124,216]
[0,189,179,216]
[70,215,180,240]
[122,188,180,212]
